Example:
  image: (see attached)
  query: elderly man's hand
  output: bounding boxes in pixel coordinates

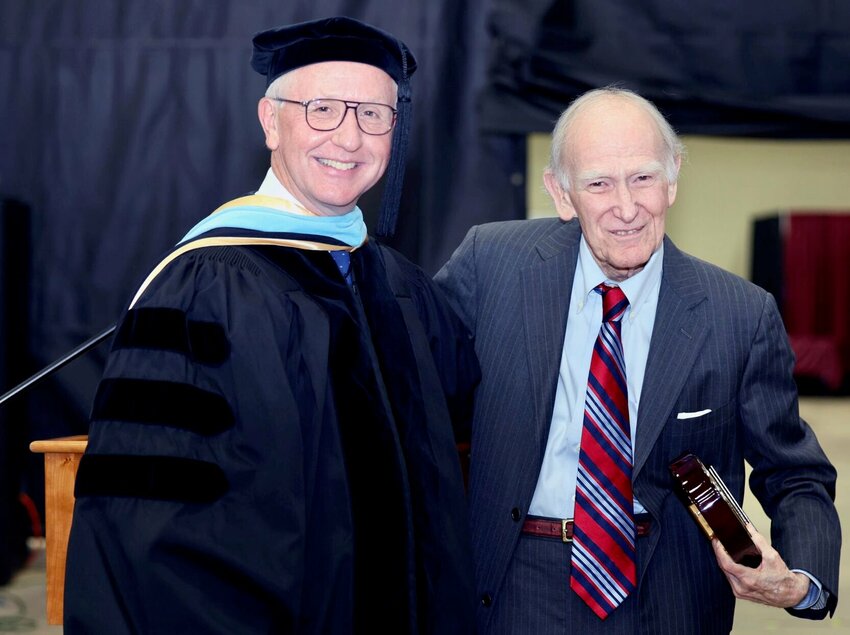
[711,523,810,608]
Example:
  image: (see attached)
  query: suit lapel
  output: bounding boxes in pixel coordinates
[521,221,581,463]
[633,238,709,477]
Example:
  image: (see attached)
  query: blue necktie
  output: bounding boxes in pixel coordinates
[330,250,353,285]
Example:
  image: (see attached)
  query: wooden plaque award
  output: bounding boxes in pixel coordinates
[669,451,762,568]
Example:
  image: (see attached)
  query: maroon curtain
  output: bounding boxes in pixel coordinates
[782,213,850,390]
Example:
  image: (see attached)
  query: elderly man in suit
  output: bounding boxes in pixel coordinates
[435,87,840,634]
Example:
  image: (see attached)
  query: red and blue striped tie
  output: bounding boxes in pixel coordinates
[570,283,636,619]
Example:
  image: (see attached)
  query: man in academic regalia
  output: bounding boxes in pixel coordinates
[64,17,479,634]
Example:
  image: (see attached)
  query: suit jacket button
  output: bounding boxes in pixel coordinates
[481,593,493,607]
[510,507,521,521]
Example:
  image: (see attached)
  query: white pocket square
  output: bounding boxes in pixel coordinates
[677,409,712,420]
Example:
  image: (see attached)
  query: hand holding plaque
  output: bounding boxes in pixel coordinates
[669,451,762,568]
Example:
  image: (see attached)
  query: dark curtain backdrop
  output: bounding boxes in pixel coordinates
[1,0,848,521]
[482,0,850,137]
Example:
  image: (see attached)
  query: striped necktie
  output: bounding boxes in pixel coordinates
[570,283,636,619]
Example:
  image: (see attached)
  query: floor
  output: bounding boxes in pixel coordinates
[0,539,60,633]
[0,397,847,633]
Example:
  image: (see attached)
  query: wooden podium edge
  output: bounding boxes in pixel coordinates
[30,434,88,626]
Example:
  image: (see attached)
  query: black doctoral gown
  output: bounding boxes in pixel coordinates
[64,231,479,634]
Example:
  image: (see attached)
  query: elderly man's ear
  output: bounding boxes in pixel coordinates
[543,169,577,221]
[258,98,281,151]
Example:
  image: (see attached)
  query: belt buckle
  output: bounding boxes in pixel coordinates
[561,519,572,543]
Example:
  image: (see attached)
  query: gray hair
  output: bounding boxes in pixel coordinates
[547,87,685,189]
[265,74,292,100]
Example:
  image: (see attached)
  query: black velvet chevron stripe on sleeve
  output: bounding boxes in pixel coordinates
[74,454,229,503]
[113,307,230,365]
[92,378,234,435]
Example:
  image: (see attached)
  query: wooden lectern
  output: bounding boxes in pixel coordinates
[29,435,88,625]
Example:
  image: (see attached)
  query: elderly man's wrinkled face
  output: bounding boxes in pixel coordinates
[258,61,396,216]
[544,97,679,282]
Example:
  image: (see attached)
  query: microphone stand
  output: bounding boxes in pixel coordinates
[0,324,116,408]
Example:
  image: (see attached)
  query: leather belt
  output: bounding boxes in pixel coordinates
[521,515,652,543]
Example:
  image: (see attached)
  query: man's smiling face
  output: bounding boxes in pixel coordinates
[548,95,679,281]
[260,61,396,216]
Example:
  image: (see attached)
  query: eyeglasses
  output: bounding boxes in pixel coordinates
[270,98,397,136]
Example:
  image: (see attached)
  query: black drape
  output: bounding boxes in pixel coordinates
[481,0,850,137]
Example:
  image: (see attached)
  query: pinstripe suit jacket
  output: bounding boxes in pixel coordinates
[435,217,840,634]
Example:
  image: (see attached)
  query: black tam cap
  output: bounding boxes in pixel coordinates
[251,17,417,237]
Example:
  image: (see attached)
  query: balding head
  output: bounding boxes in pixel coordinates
[541,87,683,281]
[548,88,684,191]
